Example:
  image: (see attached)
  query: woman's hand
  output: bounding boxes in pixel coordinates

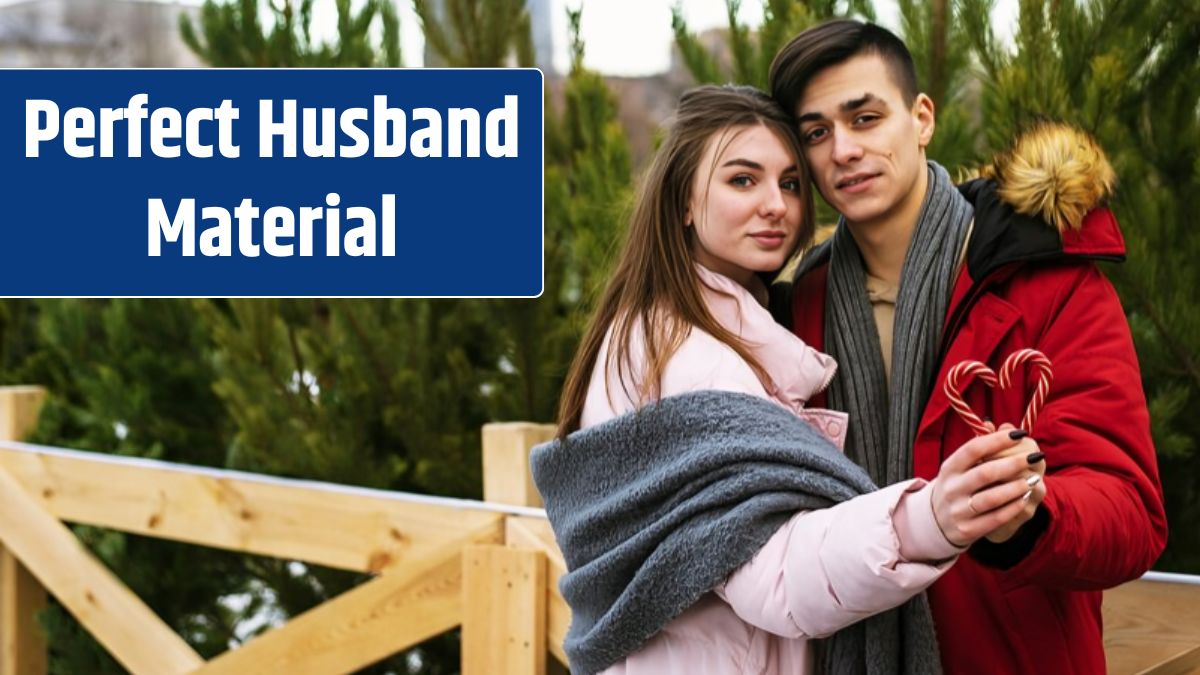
[929,429,1046,548]
[979,427,1046,543]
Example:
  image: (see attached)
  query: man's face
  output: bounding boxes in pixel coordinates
[794,53,935,231]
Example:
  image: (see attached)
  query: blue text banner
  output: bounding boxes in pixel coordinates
[0,68,543,297]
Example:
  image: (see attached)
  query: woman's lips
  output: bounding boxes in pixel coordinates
[749,232,786,249]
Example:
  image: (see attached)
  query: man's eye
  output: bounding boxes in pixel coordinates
[854,114,880,125]
[803,128,826,144]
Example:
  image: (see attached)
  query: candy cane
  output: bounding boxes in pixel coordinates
[997,348,1054,432]
[943,360,998,436]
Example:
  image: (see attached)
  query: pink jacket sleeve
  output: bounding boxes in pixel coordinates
[715,480,962,639]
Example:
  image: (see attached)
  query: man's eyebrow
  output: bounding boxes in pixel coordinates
[796,92,888,123]
[841,92,887,112]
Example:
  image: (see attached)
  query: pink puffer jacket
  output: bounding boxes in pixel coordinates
[578,264,962,674]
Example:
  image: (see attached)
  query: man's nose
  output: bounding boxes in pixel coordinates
[831,130,864,164]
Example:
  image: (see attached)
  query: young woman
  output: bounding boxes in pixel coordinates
[531,85,1042,675]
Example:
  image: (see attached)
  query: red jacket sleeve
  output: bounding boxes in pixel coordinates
[985,263,1167,590]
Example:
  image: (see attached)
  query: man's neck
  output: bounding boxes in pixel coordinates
[846,164,930,287]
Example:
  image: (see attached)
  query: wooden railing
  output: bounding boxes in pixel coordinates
[0,385,1196,674]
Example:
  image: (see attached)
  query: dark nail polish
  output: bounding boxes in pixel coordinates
[1008,429,1029,440]
[1026,451,1046,464]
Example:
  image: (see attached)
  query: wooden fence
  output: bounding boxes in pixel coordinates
[0,386,1196,674]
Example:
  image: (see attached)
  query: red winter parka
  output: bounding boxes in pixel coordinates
[778,168,1167,672]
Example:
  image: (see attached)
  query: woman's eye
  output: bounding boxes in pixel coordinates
[781,178,801,192]
[730,175,753,187]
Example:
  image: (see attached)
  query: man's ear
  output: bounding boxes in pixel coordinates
[913,93,936,149]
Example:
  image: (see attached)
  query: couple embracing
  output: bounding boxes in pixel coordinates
[532,19,1166,675]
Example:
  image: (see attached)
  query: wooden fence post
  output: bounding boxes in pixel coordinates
[0,386,48,675]
[482,423,555,508]
[462,544,547,675]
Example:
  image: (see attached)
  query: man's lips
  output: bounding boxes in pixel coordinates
[836,173,881,192]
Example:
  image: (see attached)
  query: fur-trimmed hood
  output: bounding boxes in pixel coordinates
[958,122,1125,282]
[969,121,1116,234]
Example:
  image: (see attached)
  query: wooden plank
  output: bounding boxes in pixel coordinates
[0,465,202,675]
[0,547,47,675]
[0,388,45,444]
[0,446,507,574]
[1137,644,1200,675]
[462,544,547,675]
[482,423,555,508]
[0,387,48,675]
[506,517,568,666]
[1104,579,1200,675]
[194,534,484,675]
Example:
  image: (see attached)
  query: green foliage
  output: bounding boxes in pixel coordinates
[671,0,876,91]
[957,0,1200,572]
[414,0,534,67]
[17,300,242,673]
[897,0,977,168]
[200,298,497,496]
[488,7,633,424]
[180,0,400,67]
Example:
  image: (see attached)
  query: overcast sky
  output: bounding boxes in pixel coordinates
[386,0,1021,75]
[2,0,1019,75]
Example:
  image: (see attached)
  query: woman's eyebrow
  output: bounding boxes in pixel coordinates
[721,158,763,170]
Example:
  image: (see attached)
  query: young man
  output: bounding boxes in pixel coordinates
[768,20,1166,674]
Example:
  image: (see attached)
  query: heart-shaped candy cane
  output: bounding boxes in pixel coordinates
[943,348,1054,436]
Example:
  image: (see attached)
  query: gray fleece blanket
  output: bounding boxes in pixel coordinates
[530,390,941,675]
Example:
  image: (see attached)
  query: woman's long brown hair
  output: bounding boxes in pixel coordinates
[556,85,814,437]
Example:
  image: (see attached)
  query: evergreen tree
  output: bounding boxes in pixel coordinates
[415,3,632,424]
[16,299,241,673]
[895,0,977,169]
[957,1,1200,573]
[180,0,400,67]
[671,0,876,91]
[957,0,1200,571]
[414,0,534,67]
[483,8,632,423]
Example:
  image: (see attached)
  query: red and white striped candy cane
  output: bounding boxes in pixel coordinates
[943,360,998,436]
[997,348,1054,432]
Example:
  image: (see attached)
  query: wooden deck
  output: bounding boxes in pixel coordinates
[1105,574,1200,674]
[1,387,1198,674]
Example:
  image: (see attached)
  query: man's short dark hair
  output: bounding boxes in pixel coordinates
[769,20,920,116]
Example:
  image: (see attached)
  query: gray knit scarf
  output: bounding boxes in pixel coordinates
[530,390,942,675]
[825,161,972,488]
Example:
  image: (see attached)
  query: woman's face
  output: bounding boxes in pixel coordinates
[686,124,804,288]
